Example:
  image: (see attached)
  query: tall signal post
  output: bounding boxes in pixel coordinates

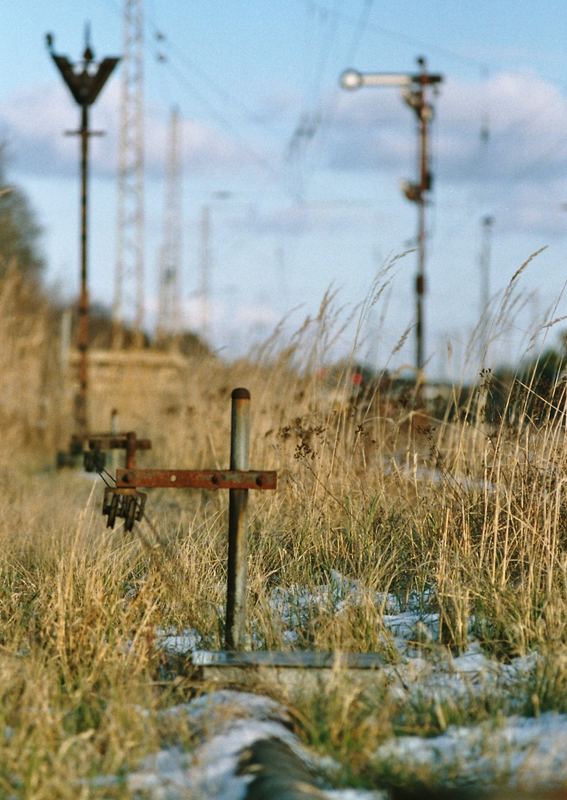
[156,106,183,346]
[479,215,494,366]
[46,29,119,437]
[340,57,443,383]
[112,0,145,348]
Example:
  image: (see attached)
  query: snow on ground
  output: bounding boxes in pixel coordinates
[270,570,443,654]
[154,627,202,655]
[373,712,567,789]
[105,690,383,799]
[133,573,567,797]
[268,573,542,704]
[270,569,404,627]
[128,692,296,799]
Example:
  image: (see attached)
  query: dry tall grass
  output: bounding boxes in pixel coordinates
[1,265,566,794]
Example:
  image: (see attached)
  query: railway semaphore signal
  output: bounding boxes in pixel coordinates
[340,57,443,387]
[46,26,120,437]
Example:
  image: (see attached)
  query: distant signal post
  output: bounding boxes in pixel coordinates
[340,57,443,385]
[46,28,120,436]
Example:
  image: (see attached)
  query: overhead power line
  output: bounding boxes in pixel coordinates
[161,59,281,179]
[101,0,281,181]
[286,0,374,200]
[295,0,491,72]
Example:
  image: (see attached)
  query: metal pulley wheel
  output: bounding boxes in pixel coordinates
[106,492,120,528]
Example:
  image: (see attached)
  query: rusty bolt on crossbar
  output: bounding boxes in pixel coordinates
[102,388,277,651]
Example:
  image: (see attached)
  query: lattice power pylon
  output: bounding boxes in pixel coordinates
[112,0,145,348]
[156,106,183,345]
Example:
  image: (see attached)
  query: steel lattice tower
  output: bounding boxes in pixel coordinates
[156,106,183,345]
[112,0,145,348]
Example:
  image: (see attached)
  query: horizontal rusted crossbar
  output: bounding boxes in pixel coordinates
[88,436,152,451]
[115,468,277,491]
[72,431,128,445]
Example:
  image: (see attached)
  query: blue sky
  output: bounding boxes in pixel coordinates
[3,1,567,377]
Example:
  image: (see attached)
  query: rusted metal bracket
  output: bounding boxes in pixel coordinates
[115,468,277,491]
[56,430,152,472]
[56,431,110,468]
[86,431,152,472]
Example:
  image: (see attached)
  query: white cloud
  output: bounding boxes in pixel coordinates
[0,80,267,180]
[5,69,567,240]
[324,70,567,236]
[328,70,567,185]
[0,82,88,177]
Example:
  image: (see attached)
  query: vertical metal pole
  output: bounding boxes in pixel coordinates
[415,59,430,381]
[110,408,119,471]
[60,307,72,371]
[47,34,119,438]
[76,103,90,437]
[479,215,493,367]
[416,101,426,376]
[225,387,250,650]
[126,431,137,469]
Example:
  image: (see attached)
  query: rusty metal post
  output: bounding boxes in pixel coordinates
[125,431,137,470]
[479,214,494,367]
[415,56,430,382]
[109,408,119,470]
[225,388,251,650]
[76,103,90,436]
[46,30,119,439]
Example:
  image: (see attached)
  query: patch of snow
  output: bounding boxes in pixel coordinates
[121,691,324,800]
[155,627,202,655]
[382,611,439,642]
[270,571,432,646]
[165,689,290,730]
[131,578,562,796]
[183,717,299,799]
[127,747,192,797]
[373,712,567,788]
[283,629,300,645]
[383,640,543,712]
[127,719,298,799]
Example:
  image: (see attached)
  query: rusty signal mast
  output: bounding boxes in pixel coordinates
[46,27,120,436]
[340,56,443,382]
